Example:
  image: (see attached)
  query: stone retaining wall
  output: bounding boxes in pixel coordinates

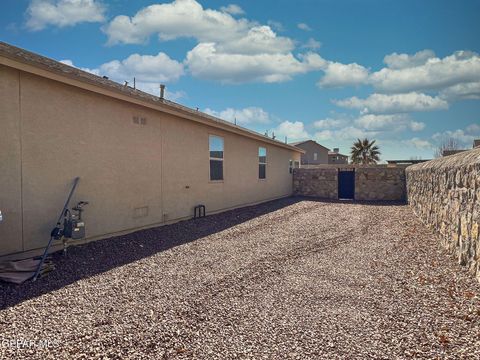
[293,166,406,201]
[406,148,480,280]
[355,168,406,201]
[293,168,338,199]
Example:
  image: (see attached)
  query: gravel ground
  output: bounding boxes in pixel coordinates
[1,197,479,359]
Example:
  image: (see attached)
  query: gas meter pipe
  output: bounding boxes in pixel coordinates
[32,177,80,281]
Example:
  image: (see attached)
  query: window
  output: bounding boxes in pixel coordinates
[209,135,224,181]
[259,147,266,179]
[313,152,318,161]
[289,159,299,173]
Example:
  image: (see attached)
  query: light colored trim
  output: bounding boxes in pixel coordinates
[0,55,304,154]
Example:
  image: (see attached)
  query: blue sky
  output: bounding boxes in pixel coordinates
[1,0,480,160]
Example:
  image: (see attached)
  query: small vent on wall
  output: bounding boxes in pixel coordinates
[133,116,147,125]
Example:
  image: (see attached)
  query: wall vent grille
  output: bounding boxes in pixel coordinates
[133,116,147,125]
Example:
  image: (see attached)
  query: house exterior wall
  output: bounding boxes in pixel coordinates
[0,65,22,254]
[328,154,348,164]
[295,141,329,165]
[0,65,300,257]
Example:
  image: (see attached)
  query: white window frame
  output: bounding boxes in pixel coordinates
[259,146,267,180]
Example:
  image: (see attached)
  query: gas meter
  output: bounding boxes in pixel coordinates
[50,201,89,241]
[63,201,88,239]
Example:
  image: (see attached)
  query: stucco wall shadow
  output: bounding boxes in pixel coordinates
[0,197,301,310]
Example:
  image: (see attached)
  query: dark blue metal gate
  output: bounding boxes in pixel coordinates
[338,169,355,199]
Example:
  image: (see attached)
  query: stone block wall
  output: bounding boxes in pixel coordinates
[355,168,406,201]
[406,148,480,280]
[293,168,338,199]
[293,166,406,201]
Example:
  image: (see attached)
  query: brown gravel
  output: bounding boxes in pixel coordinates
[1,197,479,359]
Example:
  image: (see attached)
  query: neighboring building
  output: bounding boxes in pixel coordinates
[0,42,302,258]
[328,148,349,164]
[289,140,329,165]
[442,149,467,156]
[442,140,480,156]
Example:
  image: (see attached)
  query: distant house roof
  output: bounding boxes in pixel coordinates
[442,149,467,157]
[474,139,480,148]
[289,140,330,151]
[387,159,430,165]
[0,41,303,154]
[328,151,348,157]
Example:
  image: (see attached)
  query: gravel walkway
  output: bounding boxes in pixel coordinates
[1,197,479,359]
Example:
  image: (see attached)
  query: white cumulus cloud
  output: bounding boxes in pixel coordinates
[216,25,294,55]
[370,50,480,93]
[98,52,184,83]
[383,49,436,70]
[204,107,271,126]
[60,54,185,98]
[220,4,245,15]
[334,92,448,114]
[185,43,325,83]
[102,0,329,84]
[313,118,346,129]
[297,23,312,31]
[432,124,480,147]
[319,50,480,105]
[26,0,106,31]
[274,121,309,141]
[354,114,424,132]
[103,0,290,53]
[315,126,377,142]
[302,38,321,50]
[439,81,480,101]
[404,137,433,149]
[318,62,369,88]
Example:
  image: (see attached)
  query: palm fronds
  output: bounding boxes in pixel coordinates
[350,138,381,164]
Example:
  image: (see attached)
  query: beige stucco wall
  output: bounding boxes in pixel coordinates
[0,65,23,254]
[0,65,300,257]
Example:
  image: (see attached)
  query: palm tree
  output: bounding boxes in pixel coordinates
[350,138,381,164]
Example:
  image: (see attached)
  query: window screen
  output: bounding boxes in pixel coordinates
[259,147,266,179]
[209,135,224,181]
